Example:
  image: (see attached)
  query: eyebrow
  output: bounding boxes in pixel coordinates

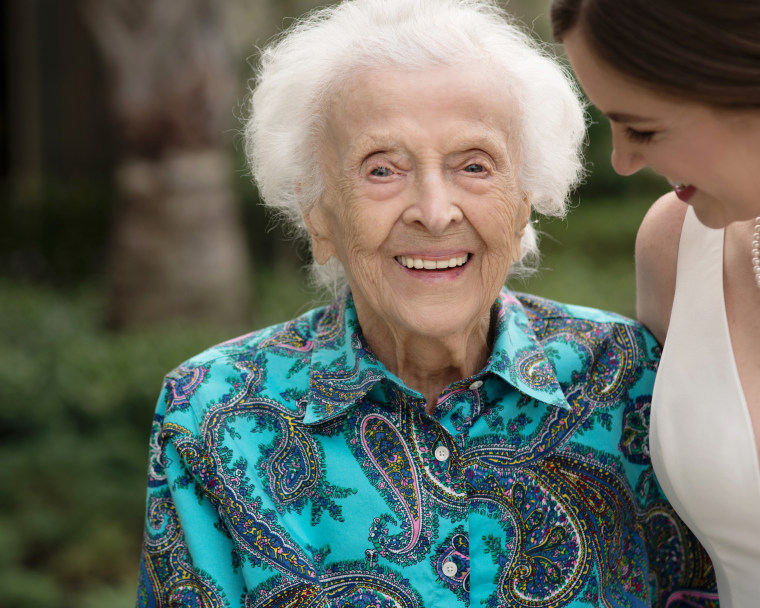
[605,112,655,124]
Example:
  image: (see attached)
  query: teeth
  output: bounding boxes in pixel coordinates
[396,254,469,269]
[668,179,691,188]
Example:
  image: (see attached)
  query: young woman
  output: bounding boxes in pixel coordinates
[551,1,760,605]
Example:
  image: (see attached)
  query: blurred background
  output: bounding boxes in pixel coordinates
[0,0,668,606]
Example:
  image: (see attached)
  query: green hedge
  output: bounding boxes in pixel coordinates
[0,281,228,607]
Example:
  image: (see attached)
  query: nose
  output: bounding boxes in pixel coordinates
[402,172,463,234]
[610,132,646,176]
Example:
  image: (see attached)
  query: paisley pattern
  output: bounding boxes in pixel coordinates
[246,561,423,608]
[433,528,471,603]
[138,289,717,607]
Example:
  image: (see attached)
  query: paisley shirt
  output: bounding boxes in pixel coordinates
[138,289,717,608]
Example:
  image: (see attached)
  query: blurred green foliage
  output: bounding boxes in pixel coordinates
[0,281,220,607]
[517,195,654,318]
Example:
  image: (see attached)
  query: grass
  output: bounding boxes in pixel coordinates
[0,194,656,607]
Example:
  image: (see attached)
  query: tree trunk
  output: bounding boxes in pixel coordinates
[82,0,250,328]
[110,150,249,327]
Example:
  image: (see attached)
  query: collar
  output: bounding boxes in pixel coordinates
[487,291,570,410]
[302,289,569,425]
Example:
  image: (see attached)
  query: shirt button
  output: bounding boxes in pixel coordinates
[469,380,483,390]
[434,445,450,462]
[442,561,458,577]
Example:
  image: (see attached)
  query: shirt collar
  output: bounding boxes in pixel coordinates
[302,288,569,425]
[486,290,570,410]
[303,291,394,425]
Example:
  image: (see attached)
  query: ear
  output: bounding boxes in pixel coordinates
[511,192,532,262]
[303,202,337,265]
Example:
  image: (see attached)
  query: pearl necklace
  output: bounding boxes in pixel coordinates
[753,216,760,289]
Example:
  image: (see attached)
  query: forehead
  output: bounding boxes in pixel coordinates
[562,28,681,118]
[565,31,760,133]
[323,64,517,151]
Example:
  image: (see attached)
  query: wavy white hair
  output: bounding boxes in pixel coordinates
[244,0,586,289]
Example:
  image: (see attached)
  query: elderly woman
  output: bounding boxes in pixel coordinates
[137,1,715,606]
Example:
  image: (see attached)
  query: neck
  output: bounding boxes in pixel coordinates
[357,308,493,413]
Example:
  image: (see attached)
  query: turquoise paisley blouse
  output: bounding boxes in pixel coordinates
[138,289,717,607]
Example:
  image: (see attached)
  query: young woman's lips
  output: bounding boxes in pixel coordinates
[673,184,696,202]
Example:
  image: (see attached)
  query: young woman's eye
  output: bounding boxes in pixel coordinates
[624,127,656,143]
[464,163,486,173]
[370,166,392,177]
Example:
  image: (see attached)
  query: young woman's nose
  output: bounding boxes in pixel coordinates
[610,133,647,176]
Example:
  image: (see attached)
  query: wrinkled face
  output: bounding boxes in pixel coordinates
[563,28,760,228]
[305,65,529,343]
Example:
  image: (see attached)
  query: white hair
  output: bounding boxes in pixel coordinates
[245,0,586,289]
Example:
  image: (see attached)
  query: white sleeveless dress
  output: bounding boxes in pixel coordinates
[650,207,760,607]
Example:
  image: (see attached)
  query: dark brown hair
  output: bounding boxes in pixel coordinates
[550,0,760,107]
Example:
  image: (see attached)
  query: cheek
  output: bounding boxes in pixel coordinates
[479,195,521,242]
[472,202,521,281]
[329,200,390,272]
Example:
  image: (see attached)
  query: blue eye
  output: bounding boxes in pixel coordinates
[370,166,392,177]
[464,163,485,173]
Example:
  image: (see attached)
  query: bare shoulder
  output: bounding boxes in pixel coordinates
[635,192,688,344]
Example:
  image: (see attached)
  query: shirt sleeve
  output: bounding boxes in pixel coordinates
[627,325,719,607]
[136,375,247,608]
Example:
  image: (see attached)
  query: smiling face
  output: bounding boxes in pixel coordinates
[563,28,760,228]
[305,65,529,349]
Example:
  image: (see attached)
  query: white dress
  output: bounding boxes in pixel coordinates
[651,207,760,607]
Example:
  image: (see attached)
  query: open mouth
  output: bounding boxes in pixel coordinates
[395,253,470,270]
